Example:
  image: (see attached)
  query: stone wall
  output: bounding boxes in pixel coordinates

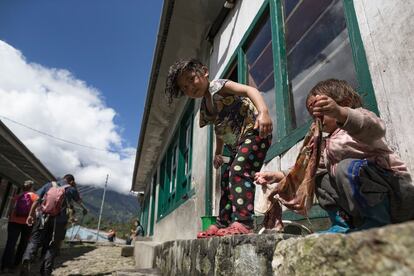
[150,221,414,276]
[354,0,414,173]
[154,233,294,276]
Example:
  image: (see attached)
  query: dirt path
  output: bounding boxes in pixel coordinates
[52,244,135,276]
[3,244,136,276]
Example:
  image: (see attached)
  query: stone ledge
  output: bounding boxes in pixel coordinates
[153,233,295,275]
[273,221,414,275]
[135,241,162,269]
[148,221,414,275]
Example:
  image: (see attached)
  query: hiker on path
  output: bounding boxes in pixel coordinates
[166,58,273,237]
[256,79,414,233]
[1,180,38,273]
[20,174,88,276]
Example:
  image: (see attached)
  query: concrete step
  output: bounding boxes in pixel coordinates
[139,222,414,275]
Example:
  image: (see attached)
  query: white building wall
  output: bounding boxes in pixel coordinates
[150,0,414,242]
[210,0,414,216]
[354,0,414,174]
[210,0,266,78]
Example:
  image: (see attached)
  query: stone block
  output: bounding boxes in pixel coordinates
[121,245,134,257]
[151,221,414,275]
[134,241,162,269]
[273,221,414,275]
[154,233,294,275]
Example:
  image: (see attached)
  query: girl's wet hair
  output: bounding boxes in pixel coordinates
[165,58,206,104]
[306,79,363,110]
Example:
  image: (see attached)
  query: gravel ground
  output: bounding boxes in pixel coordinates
[2,243,136,276]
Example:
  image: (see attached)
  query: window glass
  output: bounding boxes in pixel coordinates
[2,184,17,218]
[184,122,191,176]
[170,144,178,193]
[246,12,277,139]
[226,63,238,82]
[0,178,8,216]
[284,0,358,129]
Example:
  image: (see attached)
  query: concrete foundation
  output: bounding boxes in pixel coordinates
[134,241,162,269]
[133,221,414,275]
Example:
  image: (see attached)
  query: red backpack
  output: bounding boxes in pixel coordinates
[14,192,33,217]
[41,182,70,216]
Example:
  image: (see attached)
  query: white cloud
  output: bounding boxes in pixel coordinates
[0,40,135,193]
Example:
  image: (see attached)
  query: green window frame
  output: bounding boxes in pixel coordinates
[149,172,157,236]
[140,192,150,236]
[212,0,377,161]
[156,100,195,221]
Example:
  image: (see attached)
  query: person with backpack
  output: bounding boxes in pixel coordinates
[20,174,88,276]
[1,180,38,273]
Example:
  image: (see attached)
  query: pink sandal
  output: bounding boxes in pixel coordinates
[215,222,253,237]
[197,224,220,239]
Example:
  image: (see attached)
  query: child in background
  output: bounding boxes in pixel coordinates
[256,79,414,233]
[166,58,273,237]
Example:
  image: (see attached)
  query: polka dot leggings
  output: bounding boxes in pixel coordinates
[217,131,272,228]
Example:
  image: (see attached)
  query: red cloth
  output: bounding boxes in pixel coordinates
[263,119,322,230]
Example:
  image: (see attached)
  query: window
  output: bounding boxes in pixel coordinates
[0,177,9,216]
[157,100,194,220]
[212,0,375,159]
[284,0,358,129]
[169,142,178,194]
[149,173,157,236]
[2,184,17,218]
[140,193,150,236]
[226,63,238,82]
[182,116,192,183]
[245,11,277,139]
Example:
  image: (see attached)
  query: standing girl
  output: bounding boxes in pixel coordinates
[166,59,272,237]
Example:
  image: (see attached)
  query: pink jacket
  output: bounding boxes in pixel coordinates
[324,107,409,176]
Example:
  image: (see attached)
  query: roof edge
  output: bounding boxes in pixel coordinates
[131,0,176,192]
[0,119,55,182]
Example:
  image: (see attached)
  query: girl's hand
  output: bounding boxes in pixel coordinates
[311,95,347,123]
[254,111,273,138]
[254,171,285,185]
[213,154,224,169]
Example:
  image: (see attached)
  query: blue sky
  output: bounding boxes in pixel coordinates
[0,0,163,146]
[0,0,163,192]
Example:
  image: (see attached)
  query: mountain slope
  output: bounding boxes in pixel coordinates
[76,185,140,224]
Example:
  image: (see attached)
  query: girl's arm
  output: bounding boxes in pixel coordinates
[313,95,385,142]
[254,171,285,185]
[220,81,273,137]
[214,136,224,169]
[215,136,224,156]
[340,107,386,142]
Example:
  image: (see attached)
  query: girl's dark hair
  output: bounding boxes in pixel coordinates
[165,58,206,104]
[306,79,363,109]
